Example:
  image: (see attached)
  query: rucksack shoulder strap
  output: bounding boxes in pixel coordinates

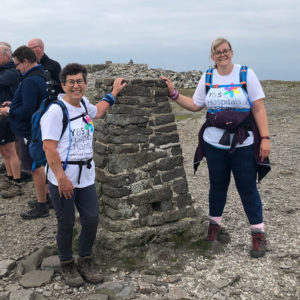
[80,98,88,114]
[205,67,214,94]
[240,66,248,93]
[52,100,69,139]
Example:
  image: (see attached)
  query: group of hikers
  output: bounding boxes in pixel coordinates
[0,37,270,287]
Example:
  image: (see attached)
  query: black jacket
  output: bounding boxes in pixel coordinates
[0,60,20,122]
[40,53,64,95]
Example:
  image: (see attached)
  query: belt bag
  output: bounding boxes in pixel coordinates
[206,110,251,130]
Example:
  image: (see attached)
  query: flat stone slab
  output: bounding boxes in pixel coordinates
[19,270,54,288]
[0,260,16,271]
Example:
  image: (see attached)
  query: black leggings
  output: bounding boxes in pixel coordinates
[48,182,99,262]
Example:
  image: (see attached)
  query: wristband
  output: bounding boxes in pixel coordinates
[261,136,270,140]
[101,93,115,106]
[169,89,179,101]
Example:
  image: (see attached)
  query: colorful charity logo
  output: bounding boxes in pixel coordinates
[84,115,94,132]
[224,83,240,98]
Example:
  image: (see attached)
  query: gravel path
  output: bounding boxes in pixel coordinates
[0,80,299,299]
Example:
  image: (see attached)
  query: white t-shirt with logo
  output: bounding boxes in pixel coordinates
[193,64,265,149]
[41,95,97,188]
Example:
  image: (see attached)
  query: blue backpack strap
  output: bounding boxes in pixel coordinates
[205,67,214,94]
[240,66,248,93]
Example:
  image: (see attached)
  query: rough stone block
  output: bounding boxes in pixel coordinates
[102,195,132,210]
[153,87,169,97]
[102,183,131,198]
[111,105,151,116]
[163,211,180,223]
[107,114,148,127]
[99,217,140,232]
[152,102,172,114]
[93,153,107,169]
[154,96,169,103]
[150,133,179,146]
[175,194,193,208]
[161,167,185,182]
[159,200,172,212]
[108,144,140,154]
[104,172,139,188]
[140,215,165,226]
[172,178,189,194]
[156,156,184,171]
[155,114,175,126]
[119,85,151,97]
[108,125,139,136]
[110,134,149,144]
[104,204,134,220]
[130,187,172,206]
[171,146,183,156]
[138,204,153,217]
[93,142,107,155]
[155,124,177,133]
[115,96,140,105]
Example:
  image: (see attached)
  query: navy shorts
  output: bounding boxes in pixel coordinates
[17,135,42,171]
[0,122,16,145]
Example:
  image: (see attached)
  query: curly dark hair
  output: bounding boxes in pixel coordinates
[59,63,88,83]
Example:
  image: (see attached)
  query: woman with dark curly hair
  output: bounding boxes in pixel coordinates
[41,63,126,287]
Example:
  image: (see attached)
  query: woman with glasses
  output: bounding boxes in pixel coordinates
[162,37,270,258]
[41,63,126,287]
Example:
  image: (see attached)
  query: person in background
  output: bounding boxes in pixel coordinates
[0,42,21,193]
[28,38,64,95]
[42,63,126,286]
[162,37,270,258]
[0,46,50,219]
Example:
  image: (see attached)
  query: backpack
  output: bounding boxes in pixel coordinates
[29,97,88,172]
[205,65,249,100]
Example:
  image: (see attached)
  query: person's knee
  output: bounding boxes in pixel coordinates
[58,218,75,231]
[1,144,16,159]
[82,215,99,231]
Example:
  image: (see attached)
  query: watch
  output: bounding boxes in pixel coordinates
[7,109,10,116]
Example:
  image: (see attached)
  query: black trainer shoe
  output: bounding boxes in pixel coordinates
[20,171,33,182]
[28,194,53,209]
[20,206,50,220]
[250,232,267,258]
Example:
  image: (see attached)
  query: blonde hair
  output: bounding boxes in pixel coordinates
[210,37,232,69]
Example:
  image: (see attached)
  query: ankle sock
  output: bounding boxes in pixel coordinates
[209,216,222,225]
[13,178,21,184]
[38,202,48,210]
[6,175,13,181]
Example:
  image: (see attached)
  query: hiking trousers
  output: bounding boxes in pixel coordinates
[48,182,99,262]
[203,141,263,225]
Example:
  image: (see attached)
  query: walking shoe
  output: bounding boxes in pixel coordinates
[77,256,104,284]
[250,232,267,258]
[0,185,23,198]
[28,194,53,209]
[20,171,33,182]
[61,258,85,287]
[20,206,49,220]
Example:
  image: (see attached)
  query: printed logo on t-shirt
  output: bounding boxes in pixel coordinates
[224,83,239,98]
[83,115,94,133]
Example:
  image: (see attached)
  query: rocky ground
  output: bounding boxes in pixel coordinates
[0,79,300,299]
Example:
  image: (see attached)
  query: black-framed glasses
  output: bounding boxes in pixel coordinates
[213,49,232,57]
[15,61,23,68]
[65,79,86,87]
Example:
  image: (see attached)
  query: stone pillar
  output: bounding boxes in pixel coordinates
[92,78,203,261]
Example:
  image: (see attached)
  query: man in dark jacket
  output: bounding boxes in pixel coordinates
[0,46,49,219]
[0,42,21,186]
[28,38,64,95]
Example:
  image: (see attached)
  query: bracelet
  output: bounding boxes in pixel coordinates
[101,93,115,106]
[169,89,179,101]
[261,136,270,140]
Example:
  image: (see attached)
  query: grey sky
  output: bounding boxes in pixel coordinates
[1,0,299,80]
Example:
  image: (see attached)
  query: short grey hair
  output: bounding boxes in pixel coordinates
[0,42,12,59]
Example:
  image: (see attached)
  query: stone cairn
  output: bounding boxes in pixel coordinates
[92,77,203,261]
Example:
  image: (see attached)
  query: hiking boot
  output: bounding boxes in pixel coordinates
[205,222,231,244]
[20,206,49,220]
[250,232,267,258]
[0,179,12,190]
[0,185,23,198]
[0,163,6,174]
[61,258,85,287]
[28,194,53,209]
[77,256,104,284]
[20,171,33,182]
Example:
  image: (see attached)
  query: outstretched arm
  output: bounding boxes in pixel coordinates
[161,76,203,112]
[94,77,127,119]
